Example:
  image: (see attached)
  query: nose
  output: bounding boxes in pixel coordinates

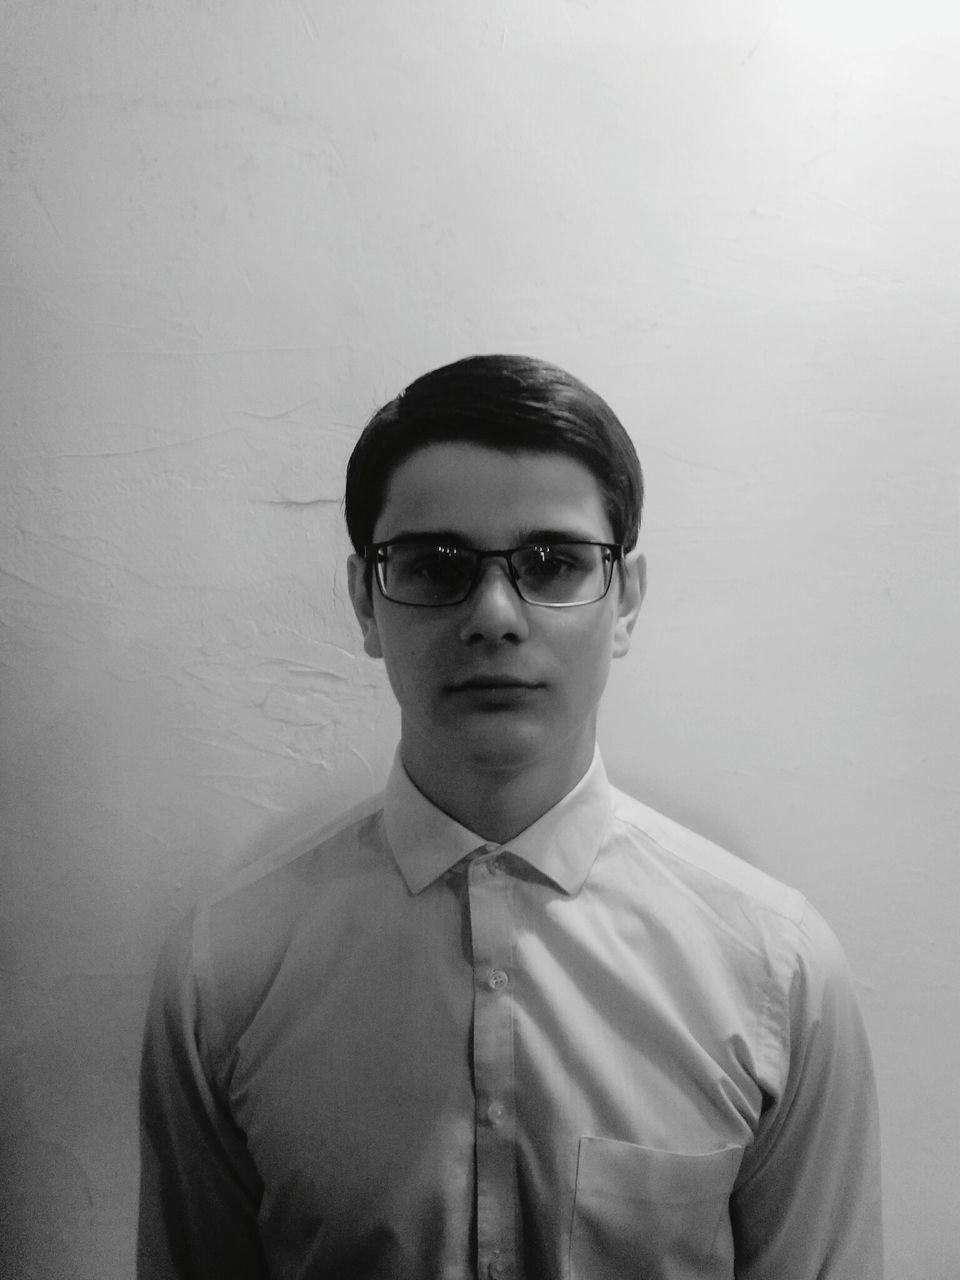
[458,557,530,644]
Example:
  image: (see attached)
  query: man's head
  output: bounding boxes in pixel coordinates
[344,355,646,825]
[344,354,643,558]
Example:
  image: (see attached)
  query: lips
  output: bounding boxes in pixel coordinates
[448,676,543,692]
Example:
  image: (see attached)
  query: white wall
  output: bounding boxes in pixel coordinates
[2,2,958,1275]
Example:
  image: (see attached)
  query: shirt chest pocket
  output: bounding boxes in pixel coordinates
[569,1136,743,1280]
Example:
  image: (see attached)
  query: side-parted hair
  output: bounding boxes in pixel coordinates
[344,354,643,555]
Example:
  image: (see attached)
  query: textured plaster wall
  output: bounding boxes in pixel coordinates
[1,2,958,1276]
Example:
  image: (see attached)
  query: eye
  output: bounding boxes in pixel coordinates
[517,544,592,581]
[400,544,471,583]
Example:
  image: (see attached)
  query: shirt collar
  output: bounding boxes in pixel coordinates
[383,747,613,897]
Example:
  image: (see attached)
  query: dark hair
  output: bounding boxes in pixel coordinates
[344,353,643,555]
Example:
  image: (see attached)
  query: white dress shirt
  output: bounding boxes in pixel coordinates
[138,749,882,1279]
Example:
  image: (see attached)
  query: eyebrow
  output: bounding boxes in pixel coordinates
[376,527,610,548]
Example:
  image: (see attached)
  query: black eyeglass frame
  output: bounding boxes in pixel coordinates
[365,539,624,609]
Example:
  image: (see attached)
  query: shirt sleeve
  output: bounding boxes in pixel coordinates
[730,902,884,1279]
[137,911,269,1280]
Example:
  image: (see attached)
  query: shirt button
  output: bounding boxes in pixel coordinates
[487,1100,505,1125]
[488,969,508,990]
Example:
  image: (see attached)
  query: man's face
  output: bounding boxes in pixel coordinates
[348,443,644,788]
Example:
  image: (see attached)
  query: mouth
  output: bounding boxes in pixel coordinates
[448,677,544,693]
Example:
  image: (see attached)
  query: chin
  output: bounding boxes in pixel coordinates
[455,722,550,772]
[473,719,596,774]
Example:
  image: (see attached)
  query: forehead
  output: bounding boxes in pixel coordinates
[373,443,614,545]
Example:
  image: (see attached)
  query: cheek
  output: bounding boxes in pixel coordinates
[551,617,616,693]
[377,623,440,694]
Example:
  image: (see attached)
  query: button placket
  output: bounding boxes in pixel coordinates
[468,851,520,1279]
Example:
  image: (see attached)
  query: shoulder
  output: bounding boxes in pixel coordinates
[603,786,861,1078]
[204,789,388,946]
[607,787,854,973]
[607,784,808,926]
[150,791,391,1057]
[212,790,388,902]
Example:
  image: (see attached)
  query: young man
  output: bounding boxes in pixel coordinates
[138,355,883,1278]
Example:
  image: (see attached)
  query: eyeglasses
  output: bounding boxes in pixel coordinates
[367,539,623,608]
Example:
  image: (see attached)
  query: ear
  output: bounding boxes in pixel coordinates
[612,550,646,659]
[347,554,383,659]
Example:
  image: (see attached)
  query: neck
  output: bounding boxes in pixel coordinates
[399,734,596,844]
